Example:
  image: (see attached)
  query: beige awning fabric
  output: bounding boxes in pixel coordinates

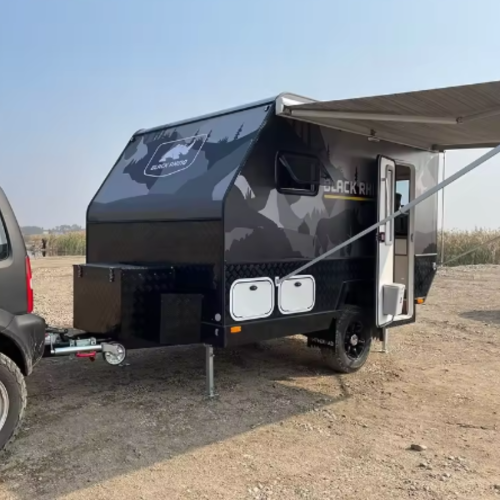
[276,81,500,151]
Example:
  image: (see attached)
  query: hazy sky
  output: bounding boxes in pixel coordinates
[1,0,500,230]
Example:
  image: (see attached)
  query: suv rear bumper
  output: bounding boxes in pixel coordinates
[1,313,46,375]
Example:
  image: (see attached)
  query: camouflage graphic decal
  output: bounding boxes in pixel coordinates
[225,117,439,262]
[88,103,272,222]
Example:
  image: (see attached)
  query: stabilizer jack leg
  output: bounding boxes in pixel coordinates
[382,328,389,353]
[205,344,215,398]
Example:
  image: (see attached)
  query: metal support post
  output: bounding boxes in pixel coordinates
[382,328,389,353]
[205,344,215,398]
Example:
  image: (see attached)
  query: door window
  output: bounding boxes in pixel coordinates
[395,179,410,236]
[396,179,410,206]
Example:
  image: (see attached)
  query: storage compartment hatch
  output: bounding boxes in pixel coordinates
[278,275,316,315]
[230,278,274,321]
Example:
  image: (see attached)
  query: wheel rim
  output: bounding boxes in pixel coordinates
[343,319,368,360]
[0,381,9,431]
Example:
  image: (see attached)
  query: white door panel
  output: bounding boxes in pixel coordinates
[376,156,396,327]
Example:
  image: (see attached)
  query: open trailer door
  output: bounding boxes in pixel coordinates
[376,156,398,327]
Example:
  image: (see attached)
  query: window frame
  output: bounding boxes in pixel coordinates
[275,150,321,197]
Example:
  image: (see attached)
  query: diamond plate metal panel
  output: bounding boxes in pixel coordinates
[73,262,223,348]
[159,294,203,345]
[120,266,176,344]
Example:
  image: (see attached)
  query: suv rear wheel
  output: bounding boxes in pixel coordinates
[0,353,27,452]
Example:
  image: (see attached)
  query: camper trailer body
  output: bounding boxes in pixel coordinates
[72,95,439,356]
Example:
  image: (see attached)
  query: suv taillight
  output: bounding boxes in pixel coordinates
[25,255,34,313]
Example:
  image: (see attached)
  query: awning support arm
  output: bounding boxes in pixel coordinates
[277,143,500,284]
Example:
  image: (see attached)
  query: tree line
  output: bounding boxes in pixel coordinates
[21,224,83,236]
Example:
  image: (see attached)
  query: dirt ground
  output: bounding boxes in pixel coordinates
[0,257,499,500]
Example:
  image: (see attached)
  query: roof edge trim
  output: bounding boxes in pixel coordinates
[134,96,278,137]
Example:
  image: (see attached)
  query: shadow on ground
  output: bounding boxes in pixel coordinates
[460,309,500,325]
[1,337,351,500]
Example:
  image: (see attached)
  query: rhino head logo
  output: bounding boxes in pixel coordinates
[159,139,197,162]
[144,134,208,178]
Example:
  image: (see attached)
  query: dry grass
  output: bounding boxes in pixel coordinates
[24,229,500,265]
[25,232,85,257]
[439,228,500,266]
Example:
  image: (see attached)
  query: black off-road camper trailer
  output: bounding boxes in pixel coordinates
[66,90,441,361]
[3,79,500,452]
[59,93,440,379]
[47,81,500,387]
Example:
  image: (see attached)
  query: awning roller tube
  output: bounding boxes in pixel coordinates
[286,109,459,125]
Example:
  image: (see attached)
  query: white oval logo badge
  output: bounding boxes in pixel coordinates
[144,134,208,178]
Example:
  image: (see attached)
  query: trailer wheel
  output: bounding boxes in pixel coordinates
[0,353,27,452]
[320,305,373,374]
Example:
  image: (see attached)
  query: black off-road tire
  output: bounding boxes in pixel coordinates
[0,353,27,453]
[320,305,374,374]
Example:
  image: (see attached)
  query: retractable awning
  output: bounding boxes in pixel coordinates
[276,80,500,152]
[275,80,500,283]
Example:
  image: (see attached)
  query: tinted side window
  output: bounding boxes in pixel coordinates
[0,214,9,260]
[276,152,320,196]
